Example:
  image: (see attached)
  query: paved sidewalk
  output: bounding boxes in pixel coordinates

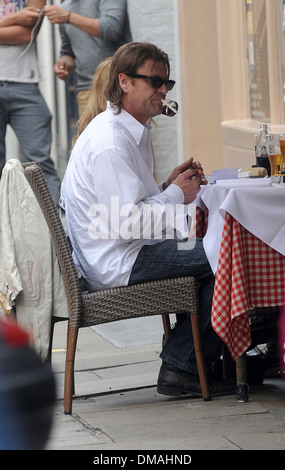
[46,318,285,451]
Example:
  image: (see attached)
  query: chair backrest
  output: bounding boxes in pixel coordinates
[23,162,83,327]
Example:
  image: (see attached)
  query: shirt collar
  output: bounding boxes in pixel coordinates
[107,104,150,146]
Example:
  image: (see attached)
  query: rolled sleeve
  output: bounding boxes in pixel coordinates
[98,0,128,42]
[59,25,75,58]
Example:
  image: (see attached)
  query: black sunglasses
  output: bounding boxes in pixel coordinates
[126,73,176,91]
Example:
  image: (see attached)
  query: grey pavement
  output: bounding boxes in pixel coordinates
[46,317,285,451]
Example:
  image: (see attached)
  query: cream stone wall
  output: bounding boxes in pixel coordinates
[177,0,223,175]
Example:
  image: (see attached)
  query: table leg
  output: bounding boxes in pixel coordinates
[235,353,249,402]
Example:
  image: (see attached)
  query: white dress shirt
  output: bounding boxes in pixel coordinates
[63,106,186,291]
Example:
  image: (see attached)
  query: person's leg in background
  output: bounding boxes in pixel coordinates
[0,82,9,176]
[7,82,61,205]
[76,89,92,117]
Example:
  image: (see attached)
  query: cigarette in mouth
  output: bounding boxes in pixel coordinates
[161,99,178,115]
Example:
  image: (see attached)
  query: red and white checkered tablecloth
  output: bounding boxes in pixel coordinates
[191,206,208,238]
[211,212,285,360]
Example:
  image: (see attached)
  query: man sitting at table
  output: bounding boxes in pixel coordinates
[62,42,231,397]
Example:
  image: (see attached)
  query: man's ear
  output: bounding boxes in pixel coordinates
[118,73,130,93]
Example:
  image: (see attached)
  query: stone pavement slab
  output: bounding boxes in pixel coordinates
[45,320,285,451]
[46,382,285,450]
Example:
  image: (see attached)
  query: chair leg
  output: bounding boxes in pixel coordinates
[46,318,55,365]
[47,317,68,365]
[64,325,78,414]
[190,312,211,401]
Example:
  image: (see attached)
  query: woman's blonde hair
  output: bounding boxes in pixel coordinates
[72,57,112,148]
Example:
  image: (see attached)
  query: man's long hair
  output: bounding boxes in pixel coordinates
[106,42,170,113]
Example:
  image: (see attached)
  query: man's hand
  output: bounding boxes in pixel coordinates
[54,55,75,81]
[19,7,41,26]
[164,157,207,189]
[162,157,208,203]
[44,5,69,24]
[172,168,202,205]
[190,160,207,184]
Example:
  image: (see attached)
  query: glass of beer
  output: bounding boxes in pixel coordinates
[279,134,285,172]
[266,134,282,178]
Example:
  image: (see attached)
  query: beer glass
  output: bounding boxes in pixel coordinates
[266,134,282,177]
[279,134,285,172]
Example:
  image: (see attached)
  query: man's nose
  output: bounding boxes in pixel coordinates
[157,83,168,94]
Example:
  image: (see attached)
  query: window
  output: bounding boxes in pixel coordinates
[245,0,270,121]
[279,0,285,123]
[245,0,285,125]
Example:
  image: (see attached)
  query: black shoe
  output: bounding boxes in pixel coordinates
[157,361,235,398]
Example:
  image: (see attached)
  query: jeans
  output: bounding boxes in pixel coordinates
[129,238,222,375]
[0,81,61,204]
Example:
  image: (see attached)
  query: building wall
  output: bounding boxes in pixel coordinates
[177,0,223,175]
[127,0,182,182]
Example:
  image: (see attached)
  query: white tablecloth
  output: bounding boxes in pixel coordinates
[194,180,285,273]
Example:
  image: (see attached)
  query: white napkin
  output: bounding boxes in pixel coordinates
[216,178,272,187]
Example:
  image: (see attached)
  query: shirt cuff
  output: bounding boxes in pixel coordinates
[163,183,185,204]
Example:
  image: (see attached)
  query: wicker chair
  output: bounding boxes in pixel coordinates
[23,162,210,414]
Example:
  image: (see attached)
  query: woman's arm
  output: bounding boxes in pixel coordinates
[0,0,45,44]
